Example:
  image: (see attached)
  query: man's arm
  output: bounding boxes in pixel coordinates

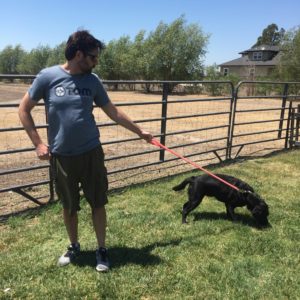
[101,100,153,143]
[18,92,50,160]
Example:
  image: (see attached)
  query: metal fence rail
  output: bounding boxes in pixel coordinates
[0,76,299,207]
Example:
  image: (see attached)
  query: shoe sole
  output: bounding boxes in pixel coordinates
[96,265,109,272]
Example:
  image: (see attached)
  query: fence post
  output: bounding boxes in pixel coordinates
[227,82,235,160]
[45,106,55,202]
[285,99,293,149]
[279,83,288,139]
[289,108,295,148]
[297,104,300,145]
[228,83,239,159]
[159,83,169,161]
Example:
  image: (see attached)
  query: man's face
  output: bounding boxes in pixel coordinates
[78,49,99,73]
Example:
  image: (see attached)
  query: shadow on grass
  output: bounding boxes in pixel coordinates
[192,211,271,229]
[73,239,182,270]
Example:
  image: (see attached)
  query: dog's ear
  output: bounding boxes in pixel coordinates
[245,191,261,205]
[244,191,255,209]
[245,192,269,216]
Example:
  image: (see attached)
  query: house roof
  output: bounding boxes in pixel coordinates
[219,52,281,67]
[239,44,280,55]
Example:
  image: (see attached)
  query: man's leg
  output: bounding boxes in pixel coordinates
[92,205,107,248]
[82,146,109,271]
[92,205,109,272]
[54,155,81,266]
[63,208,78,244]
[58,209,80,266]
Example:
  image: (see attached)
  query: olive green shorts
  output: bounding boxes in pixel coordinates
[53,146,108,214]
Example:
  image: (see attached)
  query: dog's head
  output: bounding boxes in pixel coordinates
[246,192,269,226]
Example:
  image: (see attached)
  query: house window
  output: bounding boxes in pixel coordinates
[253,52,263,61]
[223,68,229,76]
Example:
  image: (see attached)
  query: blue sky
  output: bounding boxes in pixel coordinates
[1,0,299,66]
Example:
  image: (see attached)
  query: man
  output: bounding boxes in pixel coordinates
[18,30,153,272]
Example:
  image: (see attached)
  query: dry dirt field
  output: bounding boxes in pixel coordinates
[0,82,290,217]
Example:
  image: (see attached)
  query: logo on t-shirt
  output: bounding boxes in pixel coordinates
[55,86,66,97]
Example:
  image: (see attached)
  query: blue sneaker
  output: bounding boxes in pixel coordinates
[96,247,109,272]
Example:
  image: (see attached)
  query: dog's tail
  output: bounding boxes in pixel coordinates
[172,177,195,191]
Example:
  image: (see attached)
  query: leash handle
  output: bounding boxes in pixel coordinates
[151,139,240,192]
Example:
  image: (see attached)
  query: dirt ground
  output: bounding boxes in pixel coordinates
[0,82,291,218]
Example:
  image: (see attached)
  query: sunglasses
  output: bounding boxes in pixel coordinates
[85,52,99,60]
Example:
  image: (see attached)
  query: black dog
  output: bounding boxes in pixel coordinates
[173,174,269,226]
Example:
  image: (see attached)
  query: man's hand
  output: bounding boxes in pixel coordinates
[139,130,153,143]
[36,143,50,160]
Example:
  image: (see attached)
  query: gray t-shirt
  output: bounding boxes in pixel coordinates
[29,65,109,156]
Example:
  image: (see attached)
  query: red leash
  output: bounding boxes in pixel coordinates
[150,139,240,192]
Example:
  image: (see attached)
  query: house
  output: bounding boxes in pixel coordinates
[219,45,281,79]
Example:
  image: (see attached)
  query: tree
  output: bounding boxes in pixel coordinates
[204,64,223,95]
[46,42,66,66]
[18,45,51,74]
[0,16,209,83]
[143,16,208,81]
[276,27,300,81]
[253,23,285,47]
[96,36,133,81]
[0,44,26,74]
[128,30,148,79]
[204,64,241,96]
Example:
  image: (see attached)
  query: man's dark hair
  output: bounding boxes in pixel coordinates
[65,30,105,60]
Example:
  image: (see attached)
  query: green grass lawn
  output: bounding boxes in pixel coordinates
[0,149,299,299]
